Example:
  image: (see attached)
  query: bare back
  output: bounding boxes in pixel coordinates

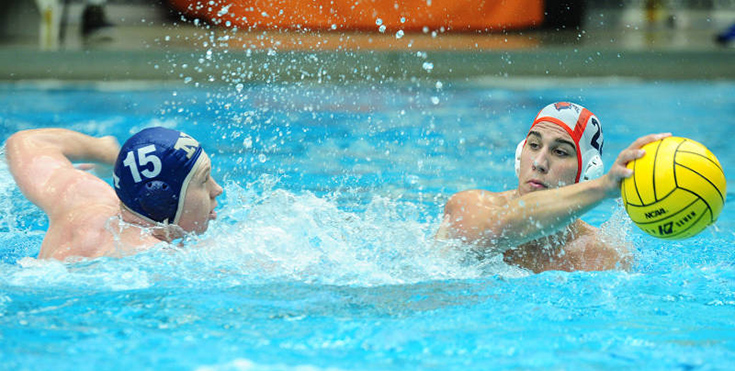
[37,169,123,259]
[5,129,159,260]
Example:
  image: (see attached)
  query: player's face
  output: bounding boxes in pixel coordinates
[178,152,223,234]
[518,121,579,195]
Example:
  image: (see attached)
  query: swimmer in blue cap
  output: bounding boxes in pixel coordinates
[436,102,670,273]
[5,127,223,260]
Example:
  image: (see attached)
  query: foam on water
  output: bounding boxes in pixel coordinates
[197,358,348,371]
[1,81,733,370]
[0,150,46,262]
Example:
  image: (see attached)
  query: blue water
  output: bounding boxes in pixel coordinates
[0,79,734,370]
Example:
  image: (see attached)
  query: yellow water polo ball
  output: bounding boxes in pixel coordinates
[621,136,726,239]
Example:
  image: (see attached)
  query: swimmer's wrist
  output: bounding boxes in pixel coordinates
[596,174,618,199]
[96,136,121,164]
[77,136,119,165]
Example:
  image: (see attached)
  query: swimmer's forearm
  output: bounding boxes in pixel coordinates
[9,129,119,165]
[495,133,669,246]
[496,178,608,244]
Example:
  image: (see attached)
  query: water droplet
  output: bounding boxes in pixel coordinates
[258,154,267,163]
[395,30,404,39]
[217,5,230,17]
[422,62,433,71]
[376,18,383,26]
[379,25,386,33]
[435,81,443,89]
[431,96,440,105]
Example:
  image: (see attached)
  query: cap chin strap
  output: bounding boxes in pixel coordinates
[514,139,524,177]
[118,203,188,242]
[514,140,604,182]
[120,203,170,228]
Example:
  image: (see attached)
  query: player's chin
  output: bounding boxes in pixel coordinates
[198,222,210,234]
[518,185,537,196]
[523,183,548,193]
[189,220,210,235]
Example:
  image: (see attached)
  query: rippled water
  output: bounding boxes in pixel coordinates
[0,80,733,370]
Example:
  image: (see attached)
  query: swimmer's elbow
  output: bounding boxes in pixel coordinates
[440,191,509,246]
[5,130,49,166]
[443,190,484,216]
[4,131,35,176]
[5,132,27,162]
[442,193,462,215]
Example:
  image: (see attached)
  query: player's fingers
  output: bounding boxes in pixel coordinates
[615,146,645,168]
[628,132,671,150]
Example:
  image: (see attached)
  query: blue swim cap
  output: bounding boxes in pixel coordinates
[113,127,204,224]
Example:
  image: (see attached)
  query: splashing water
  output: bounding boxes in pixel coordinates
[0,169,526,292]
[200,180,529,286]
[1,80,734,370]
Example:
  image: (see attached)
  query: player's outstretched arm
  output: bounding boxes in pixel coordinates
[5,129,120,214]
[437,133,671,251]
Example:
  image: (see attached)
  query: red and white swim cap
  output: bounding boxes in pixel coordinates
[515,102,604,183]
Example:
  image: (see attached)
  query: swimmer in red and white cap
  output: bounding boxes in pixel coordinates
[436,102,671,273]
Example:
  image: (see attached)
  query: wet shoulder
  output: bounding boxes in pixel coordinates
[43,203,117,258]
[447,189,515,210]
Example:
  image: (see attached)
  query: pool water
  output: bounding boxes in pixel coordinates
[0,79,733,370]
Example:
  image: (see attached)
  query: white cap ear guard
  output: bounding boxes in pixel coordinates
[514,139,524,178]
[580,150,604,181]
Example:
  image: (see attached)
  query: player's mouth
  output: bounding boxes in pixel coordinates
[527,179,548,190]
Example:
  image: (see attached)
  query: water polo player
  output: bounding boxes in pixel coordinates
[5,127,223,260]
[436,102,670,272]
